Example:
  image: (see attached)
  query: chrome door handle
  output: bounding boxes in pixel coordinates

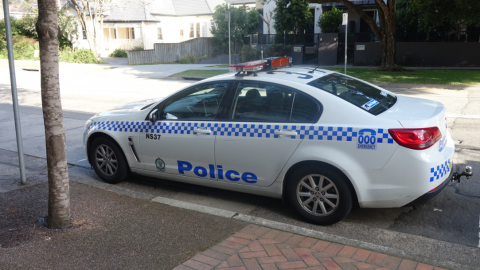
[194,128,212,134]
[274,130,298,136]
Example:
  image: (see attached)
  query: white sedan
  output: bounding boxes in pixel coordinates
[83,62,463,225]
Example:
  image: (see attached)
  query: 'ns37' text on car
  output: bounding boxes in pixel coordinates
[83,59,472,225]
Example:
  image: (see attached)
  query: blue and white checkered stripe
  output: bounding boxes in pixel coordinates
[91,121,395,143]
[91,121,219,135]
[217,123,280,138]
[157,122,218,135]
[430,159,450,182]
[300,126,357,141]
[377,129,395,144]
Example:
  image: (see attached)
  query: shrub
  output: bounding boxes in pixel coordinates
[109,49,127,57]
[239,45,260,62]
[0,36,39,60]
[132,46,144,51]
[264,43,291,58]
[318,6,343,33]
[59,48,99,64]
[178,54,196,64]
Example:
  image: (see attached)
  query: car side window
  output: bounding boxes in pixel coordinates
[231,82,293,122]
[291,93,319,123]
[162,82,228,121]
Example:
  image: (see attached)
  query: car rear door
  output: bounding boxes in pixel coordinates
[214,81,321,187]
[139,81,231,179]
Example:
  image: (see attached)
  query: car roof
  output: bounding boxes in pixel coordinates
[208,67,335,84]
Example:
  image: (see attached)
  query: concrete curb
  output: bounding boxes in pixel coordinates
[151,196,237,218]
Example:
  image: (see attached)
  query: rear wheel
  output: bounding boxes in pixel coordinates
[286,166,352,225]
[90,137,129,184]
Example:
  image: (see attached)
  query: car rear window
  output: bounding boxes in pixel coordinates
[307,74,396,115]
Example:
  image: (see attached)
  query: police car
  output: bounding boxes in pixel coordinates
[83,57,472,225]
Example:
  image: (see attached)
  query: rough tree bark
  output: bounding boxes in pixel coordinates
[70,0,106,58]
[36,0,71,229]
[311,0,402,71]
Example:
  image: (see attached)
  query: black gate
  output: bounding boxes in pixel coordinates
[337,33,355,64]
[304,45,318,65]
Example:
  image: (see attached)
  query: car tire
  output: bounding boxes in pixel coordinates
[89,137,129,184]
[286,166,353,225]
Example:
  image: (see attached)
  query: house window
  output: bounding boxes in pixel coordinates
[82,27,87,40]
[196,23,200,38]
[131,28,135,39]
[180,29,184,36]
[189,23,194,38]
[157,28,163,40]
[202,22,207,37]
[113,29,117,39]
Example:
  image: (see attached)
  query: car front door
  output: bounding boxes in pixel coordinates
[214,81,321,187]
[140,82,230,179]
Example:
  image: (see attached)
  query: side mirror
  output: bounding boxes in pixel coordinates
[149,109,158,123]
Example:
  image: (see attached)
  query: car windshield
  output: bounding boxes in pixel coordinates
[307,74,397,115]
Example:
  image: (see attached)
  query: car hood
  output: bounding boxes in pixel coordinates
[94,98,163,117]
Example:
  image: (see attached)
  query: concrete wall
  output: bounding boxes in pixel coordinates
[317,33,338,66]
[354,42,480,67]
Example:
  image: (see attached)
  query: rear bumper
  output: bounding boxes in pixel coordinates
[403,165,454,207]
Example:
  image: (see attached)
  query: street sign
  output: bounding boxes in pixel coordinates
[225,11,230,21]
[342,13,348,25]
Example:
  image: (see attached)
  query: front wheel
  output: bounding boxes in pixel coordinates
[286,166,353,225]
[89,137,129,184]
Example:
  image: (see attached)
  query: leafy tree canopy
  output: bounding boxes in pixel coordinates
[210,4,258,54]
[0,7,77,50]
[317,6,342,33]
[273,0,312,34]
[397,0,480,33]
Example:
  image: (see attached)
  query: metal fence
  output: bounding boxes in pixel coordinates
[127,37,215,65]
[251,34,319,45]
[355,31,480,42]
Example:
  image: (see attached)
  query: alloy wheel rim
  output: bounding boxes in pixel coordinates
[296,174,339,216]
[95,144,118,176]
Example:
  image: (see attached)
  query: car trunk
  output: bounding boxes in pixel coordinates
[377,95,447,138]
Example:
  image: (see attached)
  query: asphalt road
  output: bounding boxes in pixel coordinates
[1,62,479,267]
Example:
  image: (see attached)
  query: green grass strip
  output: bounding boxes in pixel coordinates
[326,68,480,85]
[170,69,230,77]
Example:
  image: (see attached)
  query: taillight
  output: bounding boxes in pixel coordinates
[388,127,442,150]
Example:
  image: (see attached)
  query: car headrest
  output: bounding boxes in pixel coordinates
[245,89,261,99]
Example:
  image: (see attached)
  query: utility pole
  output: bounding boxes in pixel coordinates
[2,0,27,185]
[226,5,231,66]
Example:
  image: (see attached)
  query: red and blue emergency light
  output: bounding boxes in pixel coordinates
[229,56,292,74]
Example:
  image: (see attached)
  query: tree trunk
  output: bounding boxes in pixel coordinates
[311,0,404,71]
[36,0,71,229]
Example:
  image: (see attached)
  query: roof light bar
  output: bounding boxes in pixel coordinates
[229,60,265,72]
[229,56,292,74]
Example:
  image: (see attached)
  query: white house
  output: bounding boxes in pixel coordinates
[67,0,227,56]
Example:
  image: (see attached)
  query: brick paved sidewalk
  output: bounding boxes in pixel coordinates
[173,225,448,270]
